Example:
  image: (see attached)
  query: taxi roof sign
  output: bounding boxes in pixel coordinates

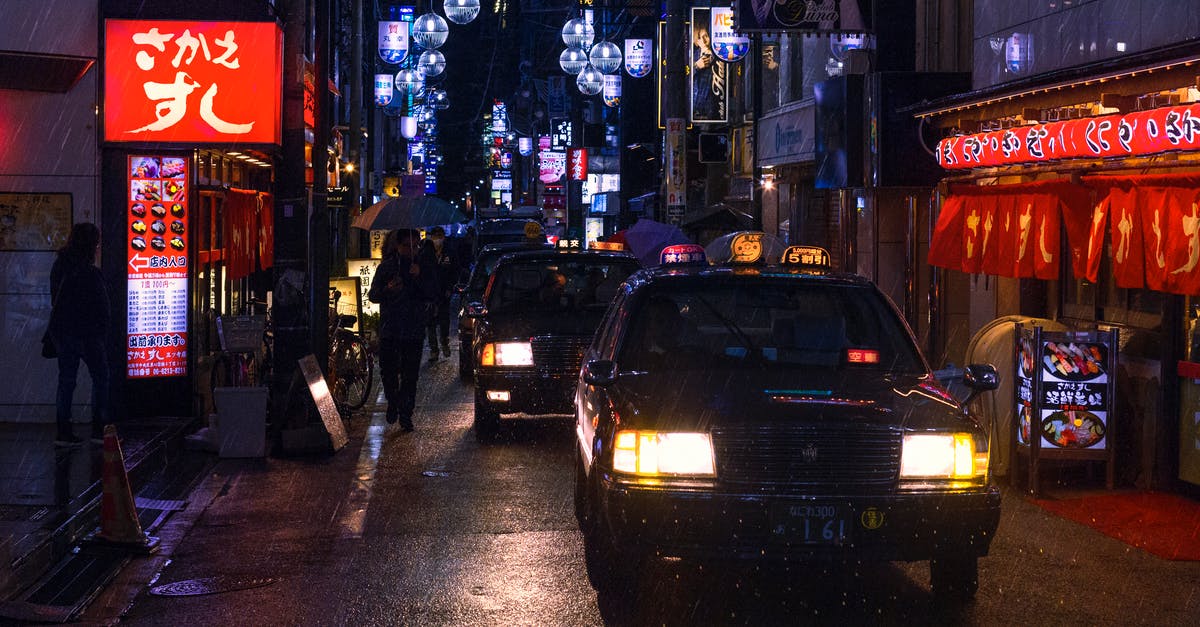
[779,245,831,268]
[659,244,706,266]
[556,238,583,250]
[728,232,764,264]
[589,240,626,251]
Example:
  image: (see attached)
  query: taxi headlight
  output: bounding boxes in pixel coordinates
[900,433,987,480]
[612,430,715,477]
[480,341,534,366]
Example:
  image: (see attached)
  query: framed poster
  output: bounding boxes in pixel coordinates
[690,7,729,124]
[0,193,72,251]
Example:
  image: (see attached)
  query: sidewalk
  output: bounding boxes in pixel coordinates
[0,417,196,607]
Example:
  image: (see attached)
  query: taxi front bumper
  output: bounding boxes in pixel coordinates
[598,477,1001,562]
[475,369,576,415]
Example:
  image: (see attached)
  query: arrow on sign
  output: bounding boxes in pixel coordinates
[129,254,150,271]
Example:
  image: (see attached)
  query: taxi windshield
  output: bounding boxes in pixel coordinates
[486,258,636,313]
[619,281,925,374]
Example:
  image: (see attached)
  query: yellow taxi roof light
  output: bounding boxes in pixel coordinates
[779,245,832,269]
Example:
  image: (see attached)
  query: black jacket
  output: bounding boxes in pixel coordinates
[49,252,110,339]
[368,253,438,340]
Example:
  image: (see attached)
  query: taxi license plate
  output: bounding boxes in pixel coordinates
[768,503,850,545]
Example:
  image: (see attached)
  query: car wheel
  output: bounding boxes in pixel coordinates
[474,388,500,442]
[930,553,978,600]
[459,344,472,381]
[582,477,641,599]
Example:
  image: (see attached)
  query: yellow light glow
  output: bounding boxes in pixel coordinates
[953,434,974,477]
[493,342,534,366]
[611,430,715,477]
[480,343,495,366]
[901,433,981,480]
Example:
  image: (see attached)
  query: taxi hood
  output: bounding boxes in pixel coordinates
[483,309,607,340]
[608,368,974,431]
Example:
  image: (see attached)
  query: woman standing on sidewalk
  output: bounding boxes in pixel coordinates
[48,222,111,447]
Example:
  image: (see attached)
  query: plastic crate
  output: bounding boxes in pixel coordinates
[216,315,266,352]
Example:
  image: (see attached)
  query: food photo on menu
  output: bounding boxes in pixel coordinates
[132,180,162,201]
[131,156,160,179]
[160,157,186,178]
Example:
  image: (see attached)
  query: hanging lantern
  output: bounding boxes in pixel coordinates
[413,13,449,50]
[588,41,622,74]
[395,68,425,95]
[442,0,480,24]
[400,116,419,139]
[559,47,589,75]
[418,50,446,77]
[374,74,395,107]
[576,64,603,96]
[602,74,621,108]
[429,88,450,110]
[561,17,594,49]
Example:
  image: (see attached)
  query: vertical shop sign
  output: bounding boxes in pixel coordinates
[374,73,394,106]
[378,21,410,64]
[665,118,686,210]
[347,258,381,317]
[127,155,189,378]
[104,20,283,144]
[568,148,588,181]
[624,38,653,78]
[690,7,729,124]
[1016,324,1118,494]
[602,74,621,108]
[710,8,749,62]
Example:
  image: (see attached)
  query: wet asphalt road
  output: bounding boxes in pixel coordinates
[114,347,1200,626]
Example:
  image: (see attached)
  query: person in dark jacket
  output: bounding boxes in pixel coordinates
[49,222,111,447]
[368,229,437,430]
[423,226,460,363]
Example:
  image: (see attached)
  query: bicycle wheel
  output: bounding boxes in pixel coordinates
[332,332,373,410]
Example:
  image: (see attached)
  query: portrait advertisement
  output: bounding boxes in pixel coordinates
[690,7,729,124]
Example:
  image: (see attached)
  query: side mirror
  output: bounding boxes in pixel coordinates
[464,302,487,318]
[962,363,999,406]
[582,359,618,387]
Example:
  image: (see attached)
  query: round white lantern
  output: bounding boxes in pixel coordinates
[400,116,419,139]
[418,50,446,77]
[413,13,449,50]
[559,47,589,75]
[443,0,480,25]
[395,68,425,95]
[588,41,622,74]
[428,88,450,110]
[561,18,594,49]
[576,64,603,96]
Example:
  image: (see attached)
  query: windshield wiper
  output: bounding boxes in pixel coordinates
[694,296,763,363]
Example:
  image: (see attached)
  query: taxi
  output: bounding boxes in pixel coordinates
[467,240,641,440]
[456,240,552,379]
[572,234,1001,599]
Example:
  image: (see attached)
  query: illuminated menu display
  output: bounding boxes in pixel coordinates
[127,155,189,378]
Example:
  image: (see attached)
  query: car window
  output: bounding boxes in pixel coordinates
[487,259,637,314]
[617,281,925,373]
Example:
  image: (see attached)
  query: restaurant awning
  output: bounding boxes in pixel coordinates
[929,173,1200,295]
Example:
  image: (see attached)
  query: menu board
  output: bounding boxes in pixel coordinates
[126,155,189,378]
[347,258,381,318]
[1039,340,1109,449]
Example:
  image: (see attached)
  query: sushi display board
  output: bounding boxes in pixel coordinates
[1014,324,1117,494]
[126,154,190,378]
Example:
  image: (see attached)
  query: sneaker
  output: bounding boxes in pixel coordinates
[54,434,84,447]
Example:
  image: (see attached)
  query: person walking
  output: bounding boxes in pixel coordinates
[423,226,458,363]
[48,222,111,447]
[368,229,437,430]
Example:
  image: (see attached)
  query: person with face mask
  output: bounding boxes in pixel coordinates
[368,229,438,430]
[422,226,459,363]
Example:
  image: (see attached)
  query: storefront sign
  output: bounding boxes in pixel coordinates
[710,8,749,62]
[378,21,410,64]
[690,8,729,124]
[551,118,573,150]
[665,118,686,206]
[547,76,568,118]
[104,20,283,144]
[126,155,189,378]
[518,136,533,156]
[1016,324,1118,489]
[347,258,381,317]
[374,73,394,106]
[624,38,653,78]
[568,148,588,181]
[757,103,815,166]
[602,74,621,108]
[539,151,566,184]
[733,0,870,34]
[936,104,1200,170]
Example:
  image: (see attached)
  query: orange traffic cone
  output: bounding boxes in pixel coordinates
[95,424,159,553]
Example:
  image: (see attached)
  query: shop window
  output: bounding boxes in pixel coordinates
[1063,244,1162,329]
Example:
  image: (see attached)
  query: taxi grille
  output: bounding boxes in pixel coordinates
[531,335,591,375]
[712,423,901,494]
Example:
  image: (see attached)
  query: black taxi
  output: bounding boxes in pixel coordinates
[573,235,1001,599]
[467,241,640,440]
[456,240,552,379]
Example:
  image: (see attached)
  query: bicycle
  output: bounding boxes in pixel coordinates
[328,288,374,414]
[208,308,270,415]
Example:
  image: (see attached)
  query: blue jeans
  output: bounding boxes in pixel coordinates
[54,333,109,437]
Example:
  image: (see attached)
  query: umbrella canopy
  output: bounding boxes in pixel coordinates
[624,218,691,266]
[351,196,465,231]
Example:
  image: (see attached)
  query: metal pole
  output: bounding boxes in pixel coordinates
[347,0,363,259]
[311,0,332,368]
[662,0,687,224]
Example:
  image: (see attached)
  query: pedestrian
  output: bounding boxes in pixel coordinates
[368,229,437,430]
[423,226,459,363]
[48,222,111,447]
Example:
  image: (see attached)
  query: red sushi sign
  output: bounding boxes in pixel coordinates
[104,19,283,144]
[936,104,1200,170]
